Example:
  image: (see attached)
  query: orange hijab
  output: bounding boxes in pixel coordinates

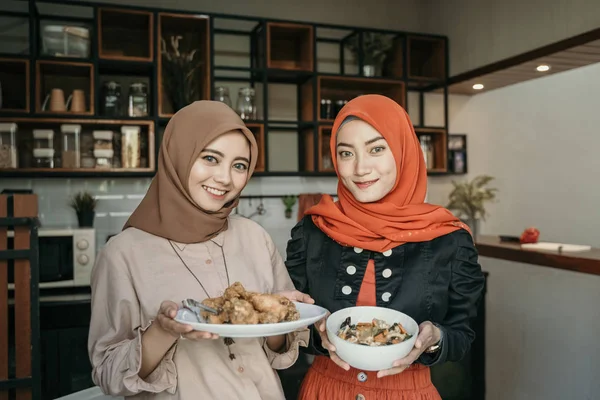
[306,94,469,253]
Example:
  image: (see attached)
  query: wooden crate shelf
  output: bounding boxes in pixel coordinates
[246,122,265,172]
[36,60,94,115]
[407,36,446,81]
[0,3,449,179]
[415,127,447,172]
[0,58,29,113]
[301,76,405,122]
[0,117,154,175]
[448,133,467,174]
[158,13,210,117]
[257,22,314,71]
[98,8,153,62]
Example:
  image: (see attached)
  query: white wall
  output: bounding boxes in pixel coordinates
[437,62,600,400]
[425,0,600,75]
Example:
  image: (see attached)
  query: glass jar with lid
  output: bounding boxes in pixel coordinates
[101,81,122,117]
[93,130,114,168]
[128,82,148,117]
[60,124,81,168]
[236,87,256,120]
[214,86,232,108]
[0,122,18,168]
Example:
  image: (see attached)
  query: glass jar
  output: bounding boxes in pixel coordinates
[101,81,122,117]
[214,86,232,107]
[128,82,148,117]
[236,87,256,120]
[420,135,434,169]
[320,99,332,119]
[93,130,113,151]
[33,129,54,149]
[0,122,17,168]
[94,149,113,168]
[121,125,141,169]
[60,124,81,168]
[33,148,54,168]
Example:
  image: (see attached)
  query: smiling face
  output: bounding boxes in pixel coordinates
[188,130,251,212]
[336,119,397,203]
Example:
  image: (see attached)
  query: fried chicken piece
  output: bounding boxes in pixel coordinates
[251,293,300,323]
[201,297,227,324]
[223,298,260,324]
[198,282,300,325]
[223,282,247,300]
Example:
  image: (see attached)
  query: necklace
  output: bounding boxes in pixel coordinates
[168,239,237,360]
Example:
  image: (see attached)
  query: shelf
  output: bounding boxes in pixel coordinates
[407,36,446,81]
[36,60,94,115]
[0,3,449,181]
[0,58,29,113]
[246,123,265,172]
[98,8,153,62]
[257,22,314,71]
[415,127,447,173]
[158,13,210,117]
[448,133,467,174]
[301,75,405,121]
[0,117,155,176]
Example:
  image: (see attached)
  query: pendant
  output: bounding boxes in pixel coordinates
[224,337,236,360]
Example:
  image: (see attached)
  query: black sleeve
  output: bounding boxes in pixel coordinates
[284,217,327,356]
[285,218,308,292]
[419,229,485,366]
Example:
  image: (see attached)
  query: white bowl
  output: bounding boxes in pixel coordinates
[326,306,419,371]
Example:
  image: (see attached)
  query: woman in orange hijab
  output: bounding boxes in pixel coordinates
[285,94,485,399]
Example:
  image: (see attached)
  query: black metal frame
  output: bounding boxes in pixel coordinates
[0,195,41,399]
[0,0,451,179]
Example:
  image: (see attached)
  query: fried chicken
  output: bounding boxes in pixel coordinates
[199,282,300,325]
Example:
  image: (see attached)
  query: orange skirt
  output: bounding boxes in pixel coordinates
[298,356,442,400]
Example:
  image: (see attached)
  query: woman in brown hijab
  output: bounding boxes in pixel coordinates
[88,101,311,400]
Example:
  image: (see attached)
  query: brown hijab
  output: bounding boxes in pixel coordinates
[123,101,258,243]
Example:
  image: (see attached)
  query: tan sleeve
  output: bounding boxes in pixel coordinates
[261,230,310,369]
[88,243,178,396]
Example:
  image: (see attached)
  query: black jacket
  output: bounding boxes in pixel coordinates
[285,215,485,366]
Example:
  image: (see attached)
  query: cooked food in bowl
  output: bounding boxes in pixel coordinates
[187,282,300,325]
[336,317,412,346]
[326,306,419,371]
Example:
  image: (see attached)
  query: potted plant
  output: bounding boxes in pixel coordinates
[160,35,204,112]
[282,195,297,219]
[69,191,97,227]
[345,32,393,77]
[446,175,498,238]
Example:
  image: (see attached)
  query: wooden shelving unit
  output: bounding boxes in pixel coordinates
[0,58,30,113]
[259,22,314,71]
[98,8,153,62]
[35,60,94,115]
[0,1,453,178]
[448,133,467,174]
[415,127,447,172]
[158,13,210,117]
[407,36,446,81]
[246,122,265,172]
[0,117,155,177]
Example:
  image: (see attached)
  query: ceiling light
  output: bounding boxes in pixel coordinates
[536,64,550,72]
[472,83,484,90]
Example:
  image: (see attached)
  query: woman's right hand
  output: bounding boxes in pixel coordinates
[156,300,220,341]
[316,315,350,371]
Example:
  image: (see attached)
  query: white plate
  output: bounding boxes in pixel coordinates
[521,242,592,252]
[174,301,328,337]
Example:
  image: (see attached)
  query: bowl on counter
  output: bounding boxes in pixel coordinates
[326,306,419,371]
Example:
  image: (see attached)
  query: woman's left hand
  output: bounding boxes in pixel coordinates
[376,321,441,378]
[277,290,315,304]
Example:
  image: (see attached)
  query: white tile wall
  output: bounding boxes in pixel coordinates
[0,176,339,257]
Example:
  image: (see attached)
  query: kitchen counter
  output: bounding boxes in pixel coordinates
[475,235,600,276]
